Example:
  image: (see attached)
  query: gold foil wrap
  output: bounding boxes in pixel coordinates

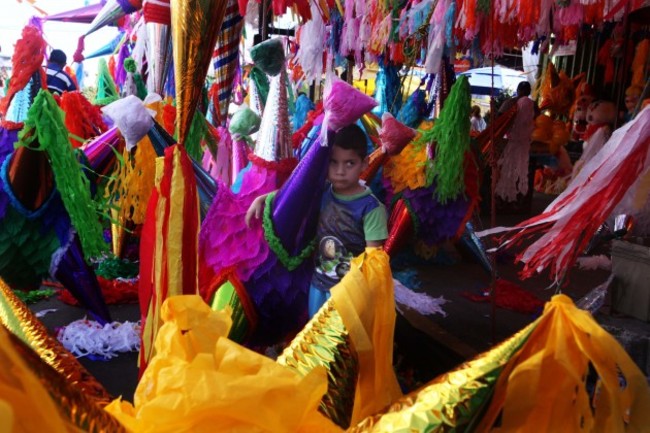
[0,278,113,405]
[5,327,127,433]
[277,298,358,429]
[348,322,536,432]
[171,0,227,145]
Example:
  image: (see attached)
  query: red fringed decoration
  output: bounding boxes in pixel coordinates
[58,277,139,305]
[60,92,108,148]
[73,35,85,63]
[461,279,544,315]
[162,104,176,136]
[0,25,46,116]
[108,56,117,84]
[143,0,171,24]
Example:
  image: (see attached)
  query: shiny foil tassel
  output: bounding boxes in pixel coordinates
[3,327,126,432]
[383,198,414,256]
[0,279,113,405]
[360,149,388,183]
[171,0,228,145]
[277,298,358,429]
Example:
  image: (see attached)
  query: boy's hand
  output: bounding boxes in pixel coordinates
[245,194,267,228]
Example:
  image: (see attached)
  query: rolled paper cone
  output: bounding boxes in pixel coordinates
[277,297,358,429]
[211,0,244,126]
[230,137,250,183]
[42,2,105,24]
[6,145,54,212]
[271,129,334,255]
[0,279,113,405]
[81,126,122,178]
[172,0,228,145]
[4,329,127,431]
[348,322,536,432]
[383,198,414,257]
[51,234,112,325]
[147,120,175,156]
[146,22,172,96]
[360,148,388,183]
[457,221,493,275]
[254,68,292,161]
[85,0,140,36]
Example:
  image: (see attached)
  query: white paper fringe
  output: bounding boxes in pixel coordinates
[393,278,448,317]
[57,319,141,359]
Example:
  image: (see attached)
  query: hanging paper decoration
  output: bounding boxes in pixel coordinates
[171,0,228,145]
[139,144,200,374]
[94,58,120,106]
[60,91,108,148]
[85,0,143,37]
[143,0,172,96]
[481,107,650,284]
[211,0,244,126]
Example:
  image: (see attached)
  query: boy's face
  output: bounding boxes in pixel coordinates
[328,145,368,195]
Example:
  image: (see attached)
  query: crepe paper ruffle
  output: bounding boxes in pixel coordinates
[263,192,317,271]
[461,279,544,315]
[58,276,139,306]
[14,288,57,304]
[383,143,428,193]
[57,319,140,360]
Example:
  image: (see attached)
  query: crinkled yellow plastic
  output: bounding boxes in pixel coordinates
[348,321,535,432]
[476,295,650,432]
[105,295,340,433]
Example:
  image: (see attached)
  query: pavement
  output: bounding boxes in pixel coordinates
[26,192,650,403]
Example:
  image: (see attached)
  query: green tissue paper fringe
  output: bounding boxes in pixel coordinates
[96,256,139,280]
[16,89,107,261]
[184,110,208,162]
[94,58,119,106]
[15,288,57,304]
[250,38,285,76]
[250,66,270,107]
[123,57,148,100]
[428,75,471,203]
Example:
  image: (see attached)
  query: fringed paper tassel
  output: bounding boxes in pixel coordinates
[295,1,326,85]
[123,57,148,99]
[0,25,46,117]
[483,107,650,283]
[16,90,106,260]
[428,75,471,203]
[495,95,536,202]
[60,91,108,148]
[139,144,200,375]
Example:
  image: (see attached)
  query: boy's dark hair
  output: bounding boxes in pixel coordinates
[49,49,67,65]
[332,124,368,159]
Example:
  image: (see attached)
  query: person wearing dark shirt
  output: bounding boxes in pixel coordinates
[45,49,77,95]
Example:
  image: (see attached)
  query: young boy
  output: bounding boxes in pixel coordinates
[246,124,388,317]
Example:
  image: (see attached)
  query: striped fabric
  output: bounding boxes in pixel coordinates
[211,0,243,125]
[46,66,76,95]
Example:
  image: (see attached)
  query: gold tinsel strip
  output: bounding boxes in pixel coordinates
[277,298,359,429]
[0,278,113,405]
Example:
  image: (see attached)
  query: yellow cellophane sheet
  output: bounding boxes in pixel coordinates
[331,248,402,425]
[105,295,341,433]
[476,294,650,432]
